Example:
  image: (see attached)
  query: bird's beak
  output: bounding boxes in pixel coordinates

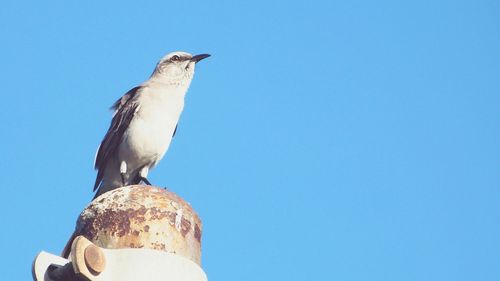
[190,54,211,63]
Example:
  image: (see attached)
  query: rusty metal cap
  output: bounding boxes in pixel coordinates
[73,185,202,265]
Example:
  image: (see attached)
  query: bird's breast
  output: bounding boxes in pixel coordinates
[120,90,185,167]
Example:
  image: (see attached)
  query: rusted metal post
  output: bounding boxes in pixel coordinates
[33,185,206,281]
[65,185,202,264]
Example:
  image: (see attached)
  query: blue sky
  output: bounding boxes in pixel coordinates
[1,0,499,280]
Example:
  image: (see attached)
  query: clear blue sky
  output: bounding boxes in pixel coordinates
[1,0,499,280]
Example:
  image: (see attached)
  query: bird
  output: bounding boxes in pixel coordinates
[92,51,210,199]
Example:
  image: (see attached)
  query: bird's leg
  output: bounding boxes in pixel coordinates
[141,177,152,185]
[120,161,127,186]
[139,166,151,185]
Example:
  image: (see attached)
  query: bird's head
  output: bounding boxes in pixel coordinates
[152,51,210,85]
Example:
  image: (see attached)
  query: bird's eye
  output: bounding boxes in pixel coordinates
[171,55,180,61]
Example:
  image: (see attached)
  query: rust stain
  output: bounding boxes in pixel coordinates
[77,206,149,238]
[180,218,191,237]
[194,224,201,243]
[151,242,166,251]
[149,207,175,222]
[128,243,144,248]
[74,185,203,264]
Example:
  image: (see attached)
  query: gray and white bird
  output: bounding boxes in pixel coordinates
[93,51,210,199]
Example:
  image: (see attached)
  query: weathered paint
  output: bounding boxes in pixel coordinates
[69,185,202,265]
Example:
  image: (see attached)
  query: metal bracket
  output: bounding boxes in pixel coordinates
[32,236,207,281]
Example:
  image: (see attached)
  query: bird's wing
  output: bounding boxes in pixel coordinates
[93,86,142,191]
